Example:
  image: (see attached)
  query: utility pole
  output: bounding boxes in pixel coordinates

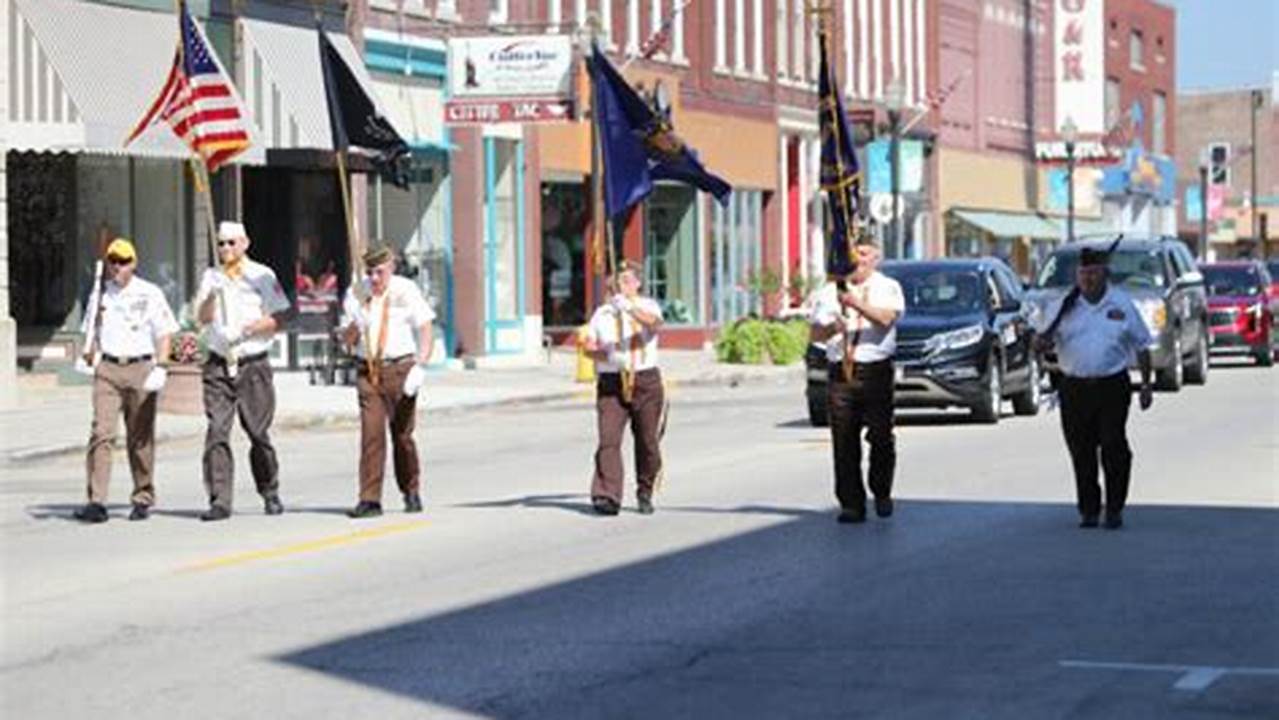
[1251,89,1263,259]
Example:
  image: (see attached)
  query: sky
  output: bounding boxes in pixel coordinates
[1165,0,1277,91]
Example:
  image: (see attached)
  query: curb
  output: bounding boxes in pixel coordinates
[2,365,800,466]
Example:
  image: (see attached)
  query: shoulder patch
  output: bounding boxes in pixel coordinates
[1106,308,1126,321]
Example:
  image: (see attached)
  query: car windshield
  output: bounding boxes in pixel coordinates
[886,268,987,315]
[1036,248,1167,289]
[1267,261,1279,282]
[1201,266,1262,296]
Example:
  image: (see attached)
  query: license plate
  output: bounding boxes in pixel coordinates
[894,365,904,384]
[807,368,827,382]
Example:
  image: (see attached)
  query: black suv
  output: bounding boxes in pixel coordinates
[805,258,1041,425]
[1027,235,1209,391]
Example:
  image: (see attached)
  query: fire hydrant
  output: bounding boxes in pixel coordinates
[574,325,595,383]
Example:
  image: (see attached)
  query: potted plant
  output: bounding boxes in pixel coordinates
[158,321,205,415]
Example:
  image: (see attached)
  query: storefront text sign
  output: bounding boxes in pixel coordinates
[448,35,573,99]
[1054,0,1104,135]
[444,99,576,125]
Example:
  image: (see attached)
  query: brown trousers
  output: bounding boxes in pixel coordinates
[86,360,157,506]
[356,358,420,503]
[202,355,279,511]
[591,369,665,503]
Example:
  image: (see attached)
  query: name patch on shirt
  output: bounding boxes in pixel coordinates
[1106,308,1126,321]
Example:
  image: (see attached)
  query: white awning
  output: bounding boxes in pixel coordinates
[7,0,261,161]
[369,76,452,153]
[239,19,408,152]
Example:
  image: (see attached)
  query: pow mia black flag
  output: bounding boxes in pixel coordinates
[319,28,410,189]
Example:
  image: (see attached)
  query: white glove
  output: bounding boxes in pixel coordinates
[611,295,632,314]
[74,356,96,376]
[402,363,426,398]
[200,268,226,295]
[142,366,168,393]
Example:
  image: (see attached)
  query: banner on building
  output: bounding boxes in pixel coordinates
[449,35,572,97]
[1184,185,1203,222]
[866,140,923,195]
[1054,0,1104,136]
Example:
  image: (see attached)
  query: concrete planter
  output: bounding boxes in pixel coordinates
[158,364,204,416]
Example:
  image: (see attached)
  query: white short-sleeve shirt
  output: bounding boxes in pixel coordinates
[197,259,292,357]
[341,275,436,360]
[1049,285,1154,378]
[588,295,663,373]
[83,276,179,358]
[809,272,906,363]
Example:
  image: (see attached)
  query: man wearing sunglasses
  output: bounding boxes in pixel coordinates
[194,221,293,521]
[74,238,178,523]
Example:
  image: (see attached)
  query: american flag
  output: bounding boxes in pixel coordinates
[638,0,694,60]
[125,4,250,172]
[924,70,969,112]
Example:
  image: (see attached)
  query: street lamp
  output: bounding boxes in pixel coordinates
[1061,116,1078,243]
[885,76,906,259]
[1198,146,1211,262]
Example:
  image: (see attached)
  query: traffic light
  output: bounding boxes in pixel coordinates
[1209,143,1230,186]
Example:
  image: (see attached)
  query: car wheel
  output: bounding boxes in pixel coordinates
[1258,346,1275,368]
[971,354,1002,424]
[1185,330,1209,385]
[808,394,829,427]
[1011,355,1041,416]
[1155,335,1183,391]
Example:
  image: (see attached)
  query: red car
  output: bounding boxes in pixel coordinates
[1201,261,1276,366]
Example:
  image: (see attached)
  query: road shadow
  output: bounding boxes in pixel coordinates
[278,500,1279,718]
[453,493,599,517]
[659,503,825,519]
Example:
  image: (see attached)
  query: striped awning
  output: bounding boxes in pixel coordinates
[952,210,1063,240]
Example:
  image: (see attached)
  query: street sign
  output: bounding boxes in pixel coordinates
[1034,140,1119,166]
[869,193,902,223]
[444,98,576,125]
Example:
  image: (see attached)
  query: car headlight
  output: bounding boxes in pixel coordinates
[1135,299,1166,331]
[1247,302,1264,320]
[923,324,985,354]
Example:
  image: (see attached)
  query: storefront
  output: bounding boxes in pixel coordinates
[5,0,203,367]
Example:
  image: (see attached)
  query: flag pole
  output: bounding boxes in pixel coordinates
[335,147,361,282]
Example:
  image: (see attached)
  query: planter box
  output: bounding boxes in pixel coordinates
[158,364,204,416]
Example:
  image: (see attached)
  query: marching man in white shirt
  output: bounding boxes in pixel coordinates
[810,243,906,524]
[1034,246,1153,530]
[582,260,666,516]
[75,238,178,524]
[195,221,293,522]
[340,244,435,519]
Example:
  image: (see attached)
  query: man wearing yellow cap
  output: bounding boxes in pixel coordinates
[194,221,294,521]
[339,243,434,518]
[74,238,178,524]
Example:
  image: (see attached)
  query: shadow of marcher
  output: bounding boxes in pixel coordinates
[453,493,600,517]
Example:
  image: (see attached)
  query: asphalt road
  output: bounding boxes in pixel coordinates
[1,360,1276,719]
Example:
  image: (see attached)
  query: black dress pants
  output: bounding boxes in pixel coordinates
[1059,372,1133,517]
[827,359,896,512]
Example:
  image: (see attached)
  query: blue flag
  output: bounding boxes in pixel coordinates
[590,44,730,219]
[817,31,861,277]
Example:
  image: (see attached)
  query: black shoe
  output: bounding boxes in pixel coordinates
[263,495,284,516]
[403,493,423,513]
[874,497,894,518]
[1079,514,1100,528]
[837,508,866,524]
[128,504,150,521]
[200,506,231,522]
[592,496,620,516]
[73,503,108,524]
[347,501,383,519]
[637,497,655,515]
[1104,512,1123,530]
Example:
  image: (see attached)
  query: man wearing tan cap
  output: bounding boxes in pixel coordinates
[339,244,434,518]
[74,238,178,524]
[194,221,294,521]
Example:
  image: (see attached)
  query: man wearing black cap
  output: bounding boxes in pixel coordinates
[340,244,435,518]
[1036,246,1154,530]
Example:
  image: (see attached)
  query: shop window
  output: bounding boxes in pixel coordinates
[1105,78,1121,130]
[1152,91,1166,155]
[644,185,700,325]
[711,189,763,324]
[1130,30,1144,71]
[541,182,589,328]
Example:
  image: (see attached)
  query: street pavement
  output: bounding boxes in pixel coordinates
[0,359,1275,719]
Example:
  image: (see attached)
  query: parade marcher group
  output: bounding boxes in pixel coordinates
[809,243,906,524]
[70,227,1156,533]
[1035,247,1154,530]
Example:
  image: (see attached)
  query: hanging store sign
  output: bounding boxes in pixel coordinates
[444,98,576,125]
[1034,140,1119,166]
[447,35,574,99]
[1054,0,1105,136]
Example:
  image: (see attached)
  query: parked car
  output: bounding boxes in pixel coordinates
[804,258,1041,426]
[1026,236,1209,391]
[1200,260,1276,366]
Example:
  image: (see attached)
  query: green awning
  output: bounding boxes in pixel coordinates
[952,210,1062,240]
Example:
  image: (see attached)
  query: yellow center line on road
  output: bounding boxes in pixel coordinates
[178,519,431,574]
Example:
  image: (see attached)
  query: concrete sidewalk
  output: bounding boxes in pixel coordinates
[1,350,802,465]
